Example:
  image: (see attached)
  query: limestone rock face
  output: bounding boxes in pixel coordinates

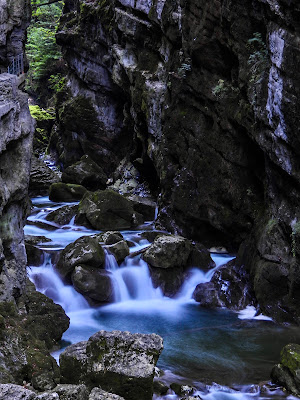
[0,384,37,400]
[59,330,163,400]
[55,0,300,323]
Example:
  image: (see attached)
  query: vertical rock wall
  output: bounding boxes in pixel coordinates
[0,0,34,301]
[56,0,300,322]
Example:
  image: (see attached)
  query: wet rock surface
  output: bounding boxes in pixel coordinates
[193,260,255,310]
[75,190,143,230]
[60,330,163,400]
[56,236,105,279]
[29,157,60,196]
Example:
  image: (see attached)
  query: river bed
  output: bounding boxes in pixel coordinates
[25,197,300,399]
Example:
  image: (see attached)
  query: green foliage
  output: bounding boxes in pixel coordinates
[247,32,269,84]
[29,105,55,120]
[26,0,64,94]
[48,73,66,93]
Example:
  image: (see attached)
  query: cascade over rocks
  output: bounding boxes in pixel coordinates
[46,204,78,226]
[59,330,163,400]
[55,0,300,322]
[192,260,255,310]
[75,190,143,230]
[71,266,114,303]
[56,235,105,279]
[143,235,214,296]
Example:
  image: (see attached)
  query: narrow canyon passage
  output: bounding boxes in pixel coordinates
[25,196,300,399]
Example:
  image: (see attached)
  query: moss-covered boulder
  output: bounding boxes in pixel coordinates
[24,280,70,348]
[75,190,143,230]
[59,330,163,400]
[49,183,87,202]
[71,266,114,303]
[46,204,78,225]
[271,343,300,395]
[56,236,105,280]
[62,155,108,191]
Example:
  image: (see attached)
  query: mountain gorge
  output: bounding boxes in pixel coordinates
[53,0,300,323]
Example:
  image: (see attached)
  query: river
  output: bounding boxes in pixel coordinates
[25,196,300,399]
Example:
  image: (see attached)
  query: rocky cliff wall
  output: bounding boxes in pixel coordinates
[55,0,300,323]
[0,0,34,302]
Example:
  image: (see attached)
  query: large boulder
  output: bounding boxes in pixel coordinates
[71,266,114,303]
[56,236,105,279]
[59,330,163,400]
[106,240,130,263]
[75,190,143,230]
[49,384,89,400]
[271,343,300,396]
[49,183,87,202]
[62,155,108,191]
[142,235,191,269]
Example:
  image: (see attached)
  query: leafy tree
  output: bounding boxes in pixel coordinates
[26,0,64,101]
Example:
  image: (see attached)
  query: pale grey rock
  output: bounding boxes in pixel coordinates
[0,384,36,400]
[89,388,125,400]
[60,330,163,400]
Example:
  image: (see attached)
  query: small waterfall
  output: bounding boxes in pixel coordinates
[28,252,89,313]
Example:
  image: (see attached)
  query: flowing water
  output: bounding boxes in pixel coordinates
[25,197,300,399]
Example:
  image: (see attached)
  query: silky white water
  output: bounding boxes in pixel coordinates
[26,197,298,400]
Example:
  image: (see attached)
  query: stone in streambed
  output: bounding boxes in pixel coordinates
[106,240,129,263]
[89,388,125,400]
[75,190,143,230]
[192,260,254,310]
[95,231,124,245]
[50,384,89,400]
[56,236,105,279]
[46,205,78,225]
[71,265,114,303]
[62,155,108,190]
[271,343,300,395]
[143,235,191,269]
[49,183,87,202]
[25,233,52,266]
[59,330,163,400]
